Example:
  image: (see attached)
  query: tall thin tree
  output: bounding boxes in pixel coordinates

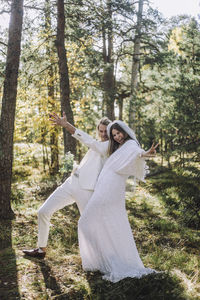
[45,0,59,174]
[102,0,115,120]
[56,0,76,155]
[0,0,24,218]
[129,0,144,128]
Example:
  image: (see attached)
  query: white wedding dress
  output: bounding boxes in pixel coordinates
[78,139,156,283]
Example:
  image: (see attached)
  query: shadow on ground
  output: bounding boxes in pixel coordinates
[0,220,20,300]
[39,260,63,296]
[85,271,186,300]
[22,256,64,298]
[145,161,200,229]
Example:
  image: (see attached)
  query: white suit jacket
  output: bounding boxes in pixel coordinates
[72,129,109,190]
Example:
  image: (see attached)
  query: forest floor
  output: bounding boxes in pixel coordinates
[0,154,200,299]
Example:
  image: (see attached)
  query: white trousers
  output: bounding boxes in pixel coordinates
[37,175,93,248]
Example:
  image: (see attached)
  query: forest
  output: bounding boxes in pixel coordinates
[0,0,200,299]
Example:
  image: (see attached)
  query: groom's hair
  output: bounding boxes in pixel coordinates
[97,117,111,130]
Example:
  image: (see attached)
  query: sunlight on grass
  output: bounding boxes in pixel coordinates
[172,268,200,299]
[1,151,199,299]
[125,183,200,299]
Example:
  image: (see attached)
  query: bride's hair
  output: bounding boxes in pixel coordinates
[108,123,132,156]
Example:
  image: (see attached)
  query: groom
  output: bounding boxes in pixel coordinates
[23,113,111,258]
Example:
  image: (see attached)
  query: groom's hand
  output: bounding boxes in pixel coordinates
[49,111,68,127]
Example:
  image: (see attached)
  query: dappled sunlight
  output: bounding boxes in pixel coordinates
[0,0,199,297]
[172,268,200,297]
[0,163,199,298]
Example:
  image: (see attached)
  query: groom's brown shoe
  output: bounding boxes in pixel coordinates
[23,248,46,259]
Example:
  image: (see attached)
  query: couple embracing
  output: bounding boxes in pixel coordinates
[23,113,158,283]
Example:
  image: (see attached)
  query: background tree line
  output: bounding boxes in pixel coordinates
[0,0,199,226]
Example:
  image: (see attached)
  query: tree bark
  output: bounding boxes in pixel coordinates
[129,0,143,129]
[0,0,24,219]
[102,0,115,120]
[118,96,123,120]
[56,0,76,155]
[117,90,130,120]
[45,0,59,174]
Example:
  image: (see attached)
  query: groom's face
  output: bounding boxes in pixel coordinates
[98,124,108,142]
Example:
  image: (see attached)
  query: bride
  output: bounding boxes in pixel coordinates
[78,120,159,282]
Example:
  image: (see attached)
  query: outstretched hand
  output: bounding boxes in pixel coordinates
[49,112,68,128]
[144,142,159,157]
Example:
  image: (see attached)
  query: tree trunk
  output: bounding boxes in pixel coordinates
[118,96,123,120]
[0,0,24,219]
[129,0,143,129]
[48,66,59,174]
[56,0,76,155]
[102,0,115,120]
[45,0,59,174]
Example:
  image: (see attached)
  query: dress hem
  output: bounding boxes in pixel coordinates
[83,266,158,283]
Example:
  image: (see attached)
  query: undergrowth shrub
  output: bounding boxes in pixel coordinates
[149,165,200,229]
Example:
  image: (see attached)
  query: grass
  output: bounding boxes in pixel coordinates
[0,146,200,299]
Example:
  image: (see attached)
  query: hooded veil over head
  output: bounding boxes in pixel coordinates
[107,120,140,146]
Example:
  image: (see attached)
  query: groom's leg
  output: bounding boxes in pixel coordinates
[69,174,93,215]
[37,176,75,248]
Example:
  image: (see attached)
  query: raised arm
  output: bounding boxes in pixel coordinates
[72,129,108,156]
[49,112,75,134]
[49,112,108,156]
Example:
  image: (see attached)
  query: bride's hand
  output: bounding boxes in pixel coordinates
[49,111,68,127]
[144,142,159,157]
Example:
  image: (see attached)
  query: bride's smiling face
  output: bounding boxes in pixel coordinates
[112,129,126,144]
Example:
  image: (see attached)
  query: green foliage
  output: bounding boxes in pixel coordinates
[1,167,200,299]
[136,17,200,166]
[60,151,75,178]
[1,7,200,299]
[11,188,24,205]
[148,164,200,229]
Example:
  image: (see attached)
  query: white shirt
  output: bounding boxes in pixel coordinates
[72,129,109,190]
